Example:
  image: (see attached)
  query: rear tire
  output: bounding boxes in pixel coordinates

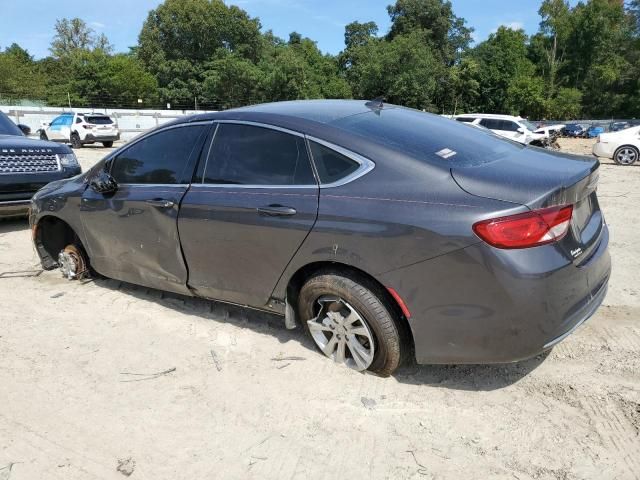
[102,141,113,148]
[298,270,403,376]
[70,132,82,149]
[613,146,638,166]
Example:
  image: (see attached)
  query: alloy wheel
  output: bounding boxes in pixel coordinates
[616,148,637,165]
[307,296,375,371]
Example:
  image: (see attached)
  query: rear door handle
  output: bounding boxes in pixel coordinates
[257,205,297,217]
[146,198,175,208]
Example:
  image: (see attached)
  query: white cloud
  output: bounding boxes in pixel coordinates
[89,21,106,29]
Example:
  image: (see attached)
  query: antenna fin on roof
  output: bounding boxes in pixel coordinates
[365,96,385,110]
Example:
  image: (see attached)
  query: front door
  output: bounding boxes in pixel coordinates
[80,123,209,294]
[178,122,319,308]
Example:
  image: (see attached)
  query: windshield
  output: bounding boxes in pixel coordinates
[0,112,24,136]
[521,120,539,131]
[331,107,524,167]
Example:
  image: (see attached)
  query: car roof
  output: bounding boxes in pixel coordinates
[455,113,524,121]
[185,100,392,125]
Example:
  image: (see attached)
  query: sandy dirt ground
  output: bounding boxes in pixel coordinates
[1,141,639,480]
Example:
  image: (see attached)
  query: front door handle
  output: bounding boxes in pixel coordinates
[146,198,175,208]
[257,205,297,217]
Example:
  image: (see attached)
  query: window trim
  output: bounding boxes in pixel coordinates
[197,120,375,189]
[108,121,213,186]
[306,135,375,189]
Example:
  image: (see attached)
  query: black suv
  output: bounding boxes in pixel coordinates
[0,111,81,218]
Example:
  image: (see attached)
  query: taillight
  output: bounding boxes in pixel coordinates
[82,125,93,129]
[473,205,573,249]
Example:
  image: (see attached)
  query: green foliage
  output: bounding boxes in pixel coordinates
[472,27,536,114]
[0,0,639,118]
[50,18,112,58]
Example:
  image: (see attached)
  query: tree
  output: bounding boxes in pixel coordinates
[386,0,473,64]
[472,27,537,114]
[203,52,262,108]
[537,0,572,98]
[138,0,263,107]
[344,21,378,50]
[0,44,47,103]
[50,18,112,58]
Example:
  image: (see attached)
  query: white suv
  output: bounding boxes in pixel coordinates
[454,114,546,145]
[40,113,120,148]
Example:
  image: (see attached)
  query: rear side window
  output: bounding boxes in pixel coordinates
[480,119,502,130]
[111,125,206,184]
[309,141,359,184]
[455,117,475,123]
[203,123,315,185]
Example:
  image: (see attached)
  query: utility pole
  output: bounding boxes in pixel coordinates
[194,96,198,111]
[67,92,71,109]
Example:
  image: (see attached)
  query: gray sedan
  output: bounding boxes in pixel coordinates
[29,100,610,376]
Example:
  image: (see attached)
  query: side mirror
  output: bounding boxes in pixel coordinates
[517,127,525,134]
[18,124,31,136]
[89,170,118,194]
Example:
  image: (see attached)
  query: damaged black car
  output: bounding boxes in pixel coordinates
[0,111,81,218]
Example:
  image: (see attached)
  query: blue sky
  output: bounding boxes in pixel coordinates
[0,0,575,58]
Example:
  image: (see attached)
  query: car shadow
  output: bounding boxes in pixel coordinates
[93,277,317,350]
[392,352,549,391]
[94,276,548,391]
[0,217,29,234]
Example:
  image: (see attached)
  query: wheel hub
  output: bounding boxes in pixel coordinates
[307,297,375,371]
[57,245,87,280]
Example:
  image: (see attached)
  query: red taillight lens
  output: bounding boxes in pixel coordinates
[473,205,573,249]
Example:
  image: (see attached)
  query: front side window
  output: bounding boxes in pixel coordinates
[111,125,206,184]
[50,117,63,127]
[203,123,316,186]
[309,141,360,184]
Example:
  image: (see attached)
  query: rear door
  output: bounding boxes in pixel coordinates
[80,123,209,294]
[178,122,319,308]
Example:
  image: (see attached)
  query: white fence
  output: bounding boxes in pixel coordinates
[0,105,216,142]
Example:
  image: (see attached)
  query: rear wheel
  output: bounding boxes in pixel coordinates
[614,146,638,166]
[298,271,403,376]
[70,132,82,149]
[102,141,113,148]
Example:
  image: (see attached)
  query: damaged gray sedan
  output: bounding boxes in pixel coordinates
[30,100,610,376]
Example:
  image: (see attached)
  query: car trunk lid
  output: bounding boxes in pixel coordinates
[451,147,603,261]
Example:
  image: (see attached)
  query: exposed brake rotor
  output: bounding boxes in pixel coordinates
[58,244,88,280]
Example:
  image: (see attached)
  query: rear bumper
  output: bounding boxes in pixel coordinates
[82,133,119,143]
[379,226,611,364]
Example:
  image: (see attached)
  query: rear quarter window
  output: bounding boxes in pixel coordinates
[309,141,359,184]
[332,108,523,167]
